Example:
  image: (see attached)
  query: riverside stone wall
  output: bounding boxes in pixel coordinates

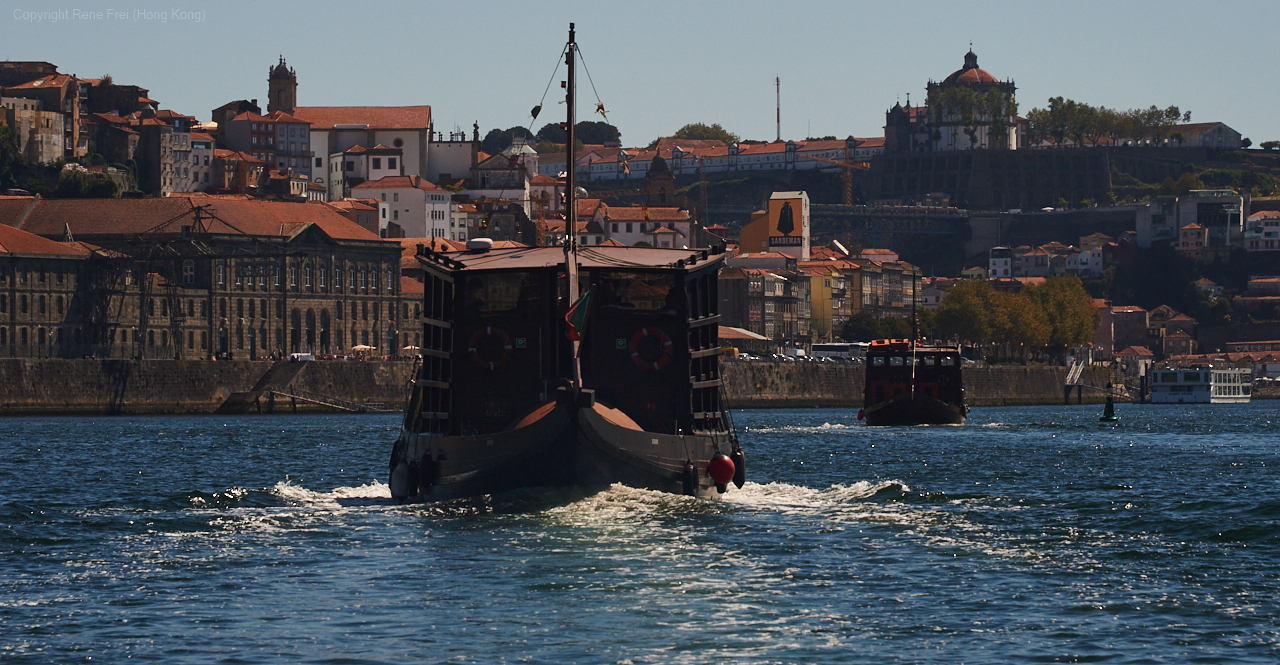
[0,359,416,416]
[720,361,1104,408]
[0,359,1097,416]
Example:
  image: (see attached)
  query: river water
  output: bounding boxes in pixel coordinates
[2,403,1279,664]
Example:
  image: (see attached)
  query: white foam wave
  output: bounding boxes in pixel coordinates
[743,422,862,434]
[726,479,909,510]
[269,479,392,508]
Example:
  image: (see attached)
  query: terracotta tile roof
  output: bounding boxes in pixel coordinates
[577,198,603,218]
[1249,210,1280,219]
[328,200,377,212]
[0,196,38,228]
[600,206,689,222]
[352,175,444,192]
[400,276,425,294]
[1173,122,1228,137]
[229,111,270,123]
[797,140,850,151]
[598,238,625,246]
[265,110,310,124]
[214,149,266,164]
[1112,306,1147,314]
[857,136,885,148]
[530,174,559,185]
[649,138,728,151]
[14,198,386,244]
[88,112,130,125]
[154,109,196,122]
[1115,346,1155,357]
[0,223,91,257]
[6,74,74,89]
[293,106,432,130]
[189,132,215,142]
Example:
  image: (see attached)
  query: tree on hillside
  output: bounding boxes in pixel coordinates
[575,121,621,145]
[1159,172,1204,197]
[935,280,997,343]
[667,123,739,146]
[536,123,566,144]
[0,124,24,189]
[1025,276,1099,353]
[481,126,534,155]
[535,121,619,147]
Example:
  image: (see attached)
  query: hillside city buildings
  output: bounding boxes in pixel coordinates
[0,53,1274,374]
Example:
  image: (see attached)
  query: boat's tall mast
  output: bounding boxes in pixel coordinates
[910,269,917,398]
[564,23,581,389]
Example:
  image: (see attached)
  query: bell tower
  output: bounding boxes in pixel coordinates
[267,56,297,114]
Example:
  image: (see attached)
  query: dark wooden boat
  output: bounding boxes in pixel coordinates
[389,244,743,501]
[389,24,743,502]
[861,339,967,426]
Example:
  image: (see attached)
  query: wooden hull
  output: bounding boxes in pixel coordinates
[390,399,576,502]
[575,403,735,499]
[390,394,738,502]
[863,392,966,426]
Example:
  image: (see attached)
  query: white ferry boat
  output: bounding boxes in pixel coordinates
[1149,364,1252,404]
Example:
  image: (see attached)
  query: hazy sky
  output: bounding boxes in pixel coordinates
[6,0,1278,146]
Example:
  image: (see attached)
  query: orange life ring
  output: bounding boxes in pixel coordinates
[468,326,513,370]
[628,327,673,371]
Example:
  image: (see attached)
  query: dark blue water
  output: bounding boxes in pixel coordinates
[2,403,1279,663]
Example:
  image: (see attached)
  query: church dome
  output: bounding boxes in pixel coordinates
[270,57,294,80]
[942,50,1000,85]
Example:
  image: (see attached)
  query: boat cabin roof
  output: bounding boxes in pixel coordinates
[868,339,961,354]
[417,245,725,275]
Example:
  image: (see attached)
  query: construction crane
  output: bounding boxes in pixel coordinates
[796,153,870,206]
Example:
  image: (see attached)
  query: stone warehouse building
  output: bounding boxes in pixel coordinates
[0,196,419,359]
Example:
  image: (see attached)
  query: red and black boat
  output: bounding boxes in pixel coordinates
[387,24,743,502]
[861,338,967,426]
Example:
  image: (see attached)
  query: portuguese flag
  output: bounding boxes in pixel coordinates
[565,289,591,341]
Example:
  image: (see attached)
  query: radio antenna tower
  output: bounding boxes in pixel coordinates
[775,76,781,142]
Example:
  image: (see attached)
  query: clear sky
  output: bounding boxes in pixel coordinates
[6,0,1278,147]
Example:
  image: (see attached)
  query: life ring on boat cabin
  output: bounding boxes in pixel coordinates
[468,326,513,370]
[628,327,673,371]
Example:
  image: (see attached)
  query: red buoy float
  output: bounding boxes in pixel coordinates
[707,454,735,485]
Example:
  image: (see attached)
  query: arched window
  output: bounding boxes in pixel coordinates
[289,262,298,287]
[216,262,225,286]
[305,263,313,288]
[319,264,327,288]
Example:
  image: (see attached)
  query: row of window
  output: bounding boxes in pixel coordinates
[0,293,66,315]
[1,267,74,285]
[211,261,394,294]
